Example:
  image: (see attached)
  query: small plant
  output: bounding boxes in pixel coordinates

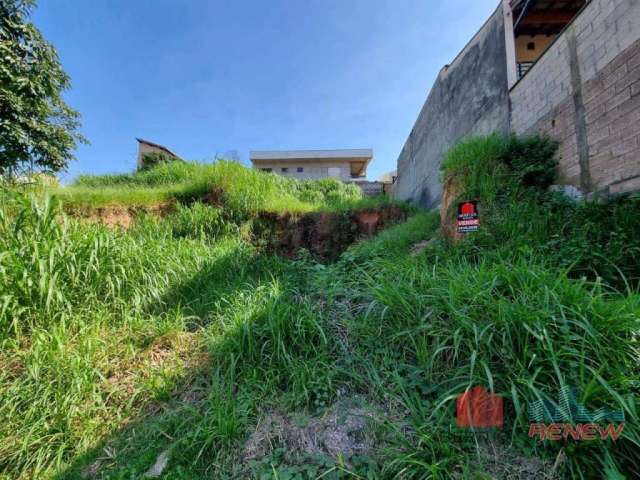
[249,450,380,479]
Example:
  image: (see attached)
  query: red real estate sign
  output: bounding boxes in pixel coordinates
[457,201,479,234]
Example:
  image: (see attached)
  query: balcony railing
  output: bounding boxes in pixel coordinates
[517,61,535,79]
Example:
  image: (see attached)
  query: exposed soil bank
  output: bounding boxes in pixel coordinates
[65,203,175,229]
[254,206,408,261]
[440,176,461,242]
[63,195,408,262]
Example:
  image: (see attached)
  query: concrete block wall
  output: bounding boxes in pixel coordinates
[584,38,640,194]
[510,0,640,195]
[393,6,511,208]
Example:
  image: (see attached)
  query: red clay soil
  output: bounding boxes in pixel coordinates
[254,206,408,261]
[66,203,175,229]
[66,192,408,262]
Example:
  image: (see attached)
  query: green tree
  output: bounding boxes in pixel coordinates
[0,0,85,178]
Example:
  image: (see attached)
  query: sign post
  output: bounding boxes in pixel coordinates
[457,201,479,234]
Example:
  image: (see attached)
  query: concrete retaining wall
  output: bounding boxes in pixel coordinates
[510,0,640,196]
[393,6,511,209]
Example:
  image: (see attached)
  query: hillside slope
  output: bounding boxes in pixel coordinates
[1,146,639,479]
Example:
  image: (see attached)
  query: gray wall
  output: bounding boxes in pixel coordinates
[394,5,511,208]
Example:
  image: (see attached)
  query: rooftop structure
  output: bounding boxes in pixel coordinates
[250,149,373,181]
[136,138,181,169]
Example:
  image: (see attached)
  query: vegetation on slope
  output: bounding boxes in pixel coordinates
[1,137,639,479]
[442,134,640,289]
[56,160,366,214]
[298,131,640,477]
[0,191,330,479]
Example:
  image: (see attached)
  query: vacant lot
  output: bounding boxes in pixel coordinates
[1,139,639,479]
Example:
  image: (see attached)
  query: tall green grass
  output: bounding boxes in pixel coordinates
[2,136,639,479]
[334,253,640,477]
[0,190,343,479]
[339,134,640,477]
[59,160,364,216]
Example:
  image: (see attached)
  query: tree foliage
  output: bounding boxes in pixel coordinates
[0,0,85,177]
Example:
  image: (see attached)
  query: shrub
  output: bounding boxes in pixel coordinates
[298,189,324,204]
[294,177,362,206]
[498,134,559,189]
[440,133,508,179]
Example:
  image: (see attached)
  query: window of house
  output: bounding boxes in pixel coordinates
[261,168,272,172]
[297,167,304,173]
[281,167,288,173]
[527,42,536,51]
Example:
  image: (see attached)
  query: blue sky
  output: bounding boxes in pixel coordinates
[34,0,498,182]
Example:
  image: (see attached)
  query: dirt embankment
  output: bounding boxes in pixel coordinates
[65,203,175,229]
[64,189,408,262]
[254,206,408,261]
[440,175,461,242]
